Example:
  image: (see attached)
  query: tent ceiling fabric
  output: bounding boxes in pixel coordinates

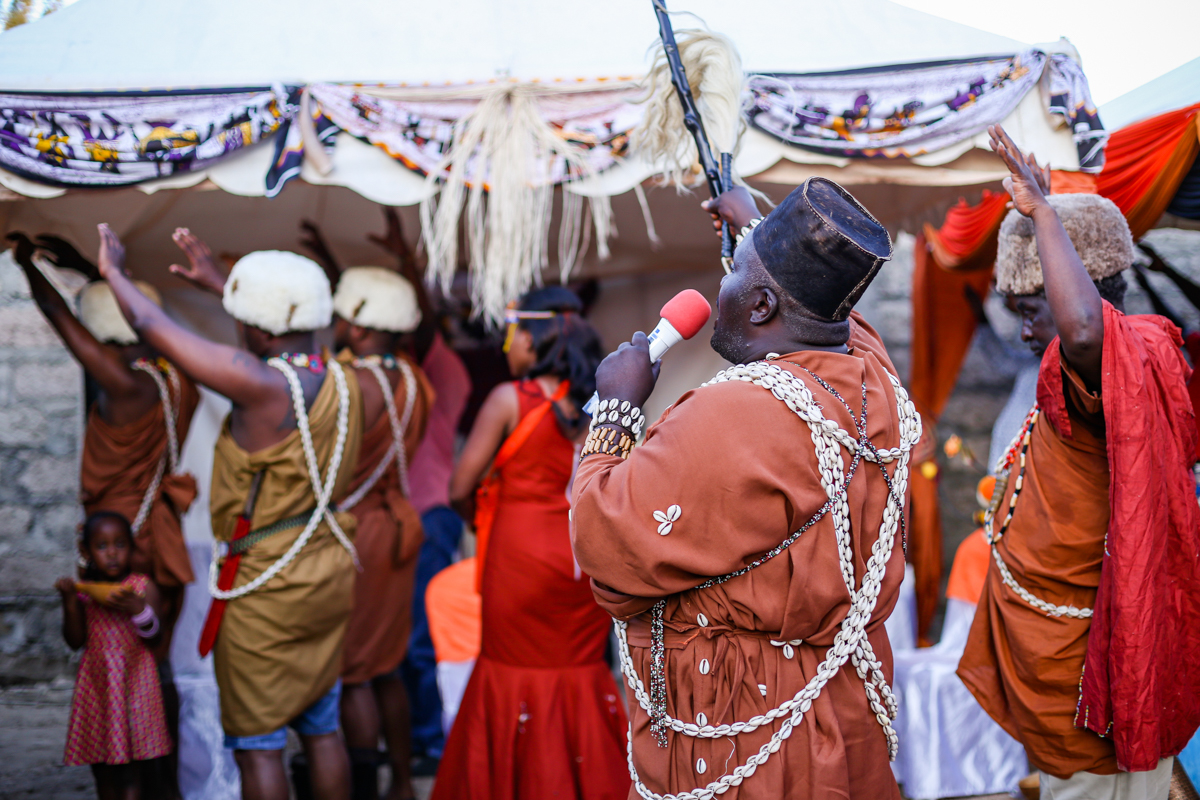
[1100,57,1200,131]
[0,0,1026,91]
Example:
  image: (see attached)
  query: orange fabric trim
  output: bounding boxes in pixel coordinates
[426,558,482,663]
[945,528,990,605]
[473,380,570,591]
[1049,170,1098,195]
[1098,103,1200,239]
[923,191,1009,270]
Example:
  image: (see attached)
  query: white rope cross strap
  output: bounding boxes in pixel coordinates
[129,360,183,535]
[986,406,1092,619]
[207,359,354,602]
[616,360,921,800]
[340,358,418,512]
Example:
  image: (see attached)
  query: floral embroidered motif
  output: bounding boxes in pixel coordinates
[653,504,681,535]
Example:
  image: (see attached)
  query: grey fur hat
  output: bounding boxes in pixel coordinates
[994,193,1134,296]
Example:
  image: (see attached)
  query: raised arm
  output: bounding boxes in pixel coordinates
[990,125,1104,388]
[168,228,228,295]
[94,225,281,407]
[448,382,518,521]
[7,233,150,401]
[368,207,438,360]
[299,220,343,290]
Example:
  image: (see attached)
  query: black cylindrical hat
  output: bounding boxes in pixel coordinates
[751,177,892,321]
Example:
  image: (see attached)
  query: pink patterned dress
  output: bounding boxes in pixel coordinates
[64,573,171,766]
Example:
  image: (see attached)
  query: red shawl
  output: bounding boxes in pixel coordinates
[1037,302,1200,772]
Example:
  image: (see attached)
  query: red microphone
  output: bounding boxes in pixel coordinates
[647,289,712,361]
[585,290,712,416]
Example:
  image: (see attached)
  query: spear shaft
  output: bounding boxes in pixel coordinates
[652,0,733,261]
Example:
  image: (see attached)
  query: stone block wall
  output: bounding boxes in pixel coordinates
[0,254,84,683]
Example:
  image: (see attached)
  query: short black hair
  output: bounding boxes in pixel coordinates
[81,510,133,549]
[517,286,603,412]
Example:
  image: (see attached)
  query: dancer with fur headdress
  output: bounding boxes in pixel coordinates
[957,126,1200,799]
[99,225,363,800]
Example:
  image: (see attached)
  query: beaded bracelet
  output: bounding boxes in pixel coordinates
[591,398,645,438]
[580,425,635,461]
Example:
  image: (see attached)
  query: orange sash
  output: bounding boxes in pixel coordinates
[473,380,569,591]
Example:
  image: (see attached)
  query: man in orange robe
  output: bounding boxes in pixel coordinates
[572,178,916,799]
[332,267,434,800]
[10,234,198,655]
[958,126,1200,799]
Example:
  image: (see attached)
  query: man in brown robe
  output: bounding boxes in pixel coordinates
[332,266,434,800]
[99,228,362,800]
[958,127,1200,799]
[572,178,917,799]
[9,233,198,655]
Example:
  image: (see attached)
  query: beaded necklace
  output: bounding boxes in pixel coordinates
[985,406,1093,620]
[353,352,398,370]
[617,356,920,800]
[271,352,326,373]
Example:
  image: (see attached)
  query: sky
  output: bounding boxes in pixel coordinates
[893,0,1200,106]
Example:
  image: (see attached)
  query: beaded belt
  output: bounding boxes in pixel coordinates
[228,509,317,556]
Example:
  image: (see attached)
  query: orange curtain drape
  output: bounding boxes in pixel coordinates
[1097,103,1200,238]
[908,232,996,641]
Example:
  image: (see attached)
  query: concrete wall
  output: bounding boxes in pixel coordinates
[0,254,84,683]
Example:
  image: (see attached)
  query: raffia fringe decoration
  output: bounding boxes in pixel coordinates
[403,83,627,325]
[631,26,745,191]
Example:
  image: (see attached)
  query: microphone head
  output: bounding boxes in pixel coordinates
[660,289,712,340]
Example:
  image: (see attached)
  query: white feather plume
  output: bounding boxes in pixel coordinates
[632,27,746,191]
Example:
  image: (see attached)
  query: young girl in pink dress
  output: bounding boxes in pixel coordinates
[56,511,171,799]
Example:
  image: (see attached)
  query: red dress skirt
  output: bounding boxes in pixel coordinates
[432,380,629,800]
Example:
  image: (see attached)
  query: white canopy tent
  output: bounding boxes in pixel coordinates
[0,0,1090,403]
[1100,55,1200,130]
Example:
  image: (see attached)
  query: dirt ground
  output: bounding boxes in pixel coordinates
[0,681,433,800]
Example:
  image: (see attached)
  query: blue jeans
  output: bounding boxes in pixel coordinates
[223,680,342,750]
[400,506,463,759]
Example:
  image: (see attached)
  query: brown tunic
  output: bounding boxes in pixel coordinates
[209,366,363,738]
[81,368,199,588]
[572,317,905,800]
[339,351,435,685]
[958,362,1117,778]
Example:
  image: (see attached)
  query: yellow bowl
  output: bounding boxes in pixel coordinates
[75,581,123,604]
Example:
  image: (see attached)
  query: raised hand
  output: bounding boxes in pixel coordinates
[299,220,339,269]
[988,124,1050,219]
[6,232,36,267]
[700,186,760,237]
[35,234,101,281]
[169,227,227,295]
[368,207,417,276]
[96,224,126,280]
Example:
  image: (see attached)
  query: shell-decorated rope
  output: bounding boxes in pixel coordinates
[615,359,920,800]
[986,406,1093,619]
[207,358,353,601]
[340,357,418,512]
[129,359,183,534]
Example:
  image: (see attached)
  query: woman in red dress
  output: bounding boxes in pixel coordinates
[435,287,629,800]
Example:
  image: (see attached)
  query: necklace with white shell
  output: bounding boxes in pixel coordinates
[615,355,921,800]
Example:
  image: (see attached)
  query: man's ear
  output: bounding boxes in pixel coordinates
[749,286,780,326]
